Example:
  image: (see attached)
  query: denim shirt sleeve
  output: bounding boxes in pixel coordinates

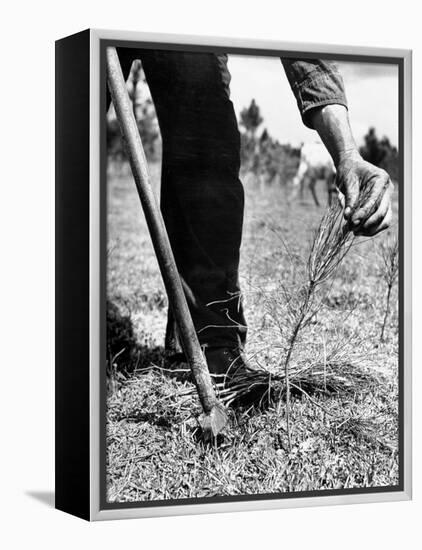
[281,59,348,129]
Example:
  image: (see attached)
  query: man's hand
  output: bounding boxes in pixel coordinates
[336,150,394,236]
[310,104,394,237]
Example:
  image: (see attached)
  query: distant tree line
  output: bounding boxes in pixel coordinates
[239,100,399,186]
[239,99,300,186]
[108,76,399,187]
[107,61,161,163]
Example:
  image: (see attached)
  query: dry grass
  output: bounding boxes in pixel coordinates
[107,368,398,501]
[106,161,400,503]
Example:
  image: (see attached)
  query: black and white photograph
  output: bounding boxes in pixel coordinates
[103,42,402,506]
[4,0,421,544]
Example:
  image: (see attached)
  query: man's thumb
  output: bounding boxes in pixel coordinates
[343,177,359,220]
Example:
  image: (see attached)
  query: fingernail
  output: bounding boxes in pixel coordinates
[352,218,361,226]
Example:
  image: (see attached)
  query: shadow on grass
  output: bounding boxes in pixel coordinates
[107,299,167,373]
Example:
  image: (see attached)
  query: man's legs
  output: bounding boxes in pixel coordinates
[135,50,247,361]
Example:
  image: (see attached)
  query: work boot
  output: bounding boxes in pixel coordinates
[204,347,272,406]
[167,347,270,406]
[167,346,248,383]
[204,347,247,379]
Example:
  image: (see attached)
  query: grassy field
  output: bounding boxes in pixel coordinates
[106,161,399,503]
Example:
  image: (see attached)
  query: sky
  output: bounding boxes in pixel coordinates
[227,55,399,148]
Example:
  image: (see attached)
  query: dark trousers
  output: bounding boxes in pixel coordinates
[114,49,247,351]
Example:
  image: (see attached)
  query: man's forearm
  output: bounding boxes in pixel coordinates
[309,103,393,235]
[310,104,359,166]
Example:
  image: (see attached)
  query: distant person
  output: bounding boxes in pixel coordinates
[112,49,393,379]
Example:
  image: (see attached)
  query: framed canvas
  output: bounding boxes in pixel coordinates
[55,28,412,521]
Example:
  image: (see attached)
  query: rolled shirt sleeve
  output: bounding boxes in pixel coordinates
[281,59,348,129]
